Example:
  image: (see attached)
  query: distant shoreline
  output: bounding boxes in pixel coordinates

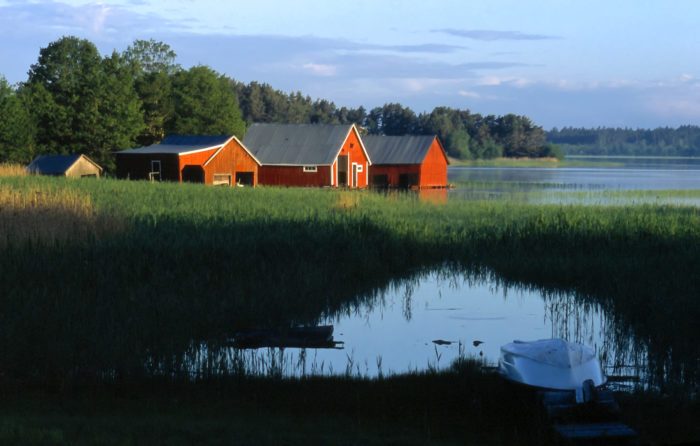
[448,157,622,168]
[566,155,700,160]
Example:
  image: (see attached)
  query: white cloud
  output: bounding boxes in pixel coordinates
[302,63,337,76]
[75,2,110,34]
[458,90,479,98]
[477,76,532,87]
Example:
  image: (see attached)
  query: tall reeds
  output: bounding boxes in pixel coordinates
[0,175,698,391]
[0,184,125,246]
[0,163,27,177]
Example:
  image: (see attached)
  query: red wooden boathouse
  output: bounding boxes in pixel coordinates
[116,134,260,186]
[362,135,449,188]
[242,123,371,188]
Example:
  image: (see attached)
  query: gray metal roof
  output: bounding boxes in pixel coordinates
[26,154,100,174]
[118,135,233,155]
[362,135,440,165]
[242,123,354,165]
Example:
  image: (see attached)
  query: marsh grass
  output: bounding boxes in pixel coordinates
[0,175,698,395]
[0,184,126,246]
[0,163,28,177]
[0,358,557,446]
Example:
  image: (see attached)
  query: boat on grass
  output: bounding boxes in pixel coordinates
[498,338,605,402]
[498,338,637,441]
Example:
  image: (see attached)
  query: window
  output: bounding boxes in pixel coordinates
[213,174,232,186]
[150,160,161,182]
[356,165,363,173]
[303,166,317,172]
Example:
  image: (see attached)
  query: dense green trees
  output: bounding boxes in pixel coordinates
[122,39,179,146]
[169,66,246,136]
[23,37,144,170]
[548,126,700,157]
[0,37,248,171]
[0,77,36,163]
[0,36,567,170]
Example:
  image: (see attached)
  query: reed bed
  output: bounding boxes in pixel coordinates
[0,163,28,177]
[0,183,125,246]
[0,175,698,394]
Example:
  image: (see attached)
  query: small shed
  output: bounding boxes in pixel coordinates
[26,154,102,178]
[363,135,449,188]
[116,134,260,186]
[242,123,371,188]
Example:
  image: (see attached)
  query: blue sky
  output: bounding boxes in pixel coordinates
[1,0,699,130]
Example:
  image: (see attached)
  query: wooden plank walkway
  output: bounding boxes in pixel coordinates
[553,421,637,439]
[538,388,638,442]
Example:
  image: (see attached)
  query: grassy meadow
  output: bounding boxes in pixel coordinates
[1,167,699,443]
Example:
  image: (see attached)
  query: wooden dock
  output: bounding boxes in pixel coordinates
[230,325,344,349]
[538,387,638,443]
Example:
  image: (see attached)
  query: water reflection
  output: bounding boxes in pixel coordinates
[448,162,700,191]
[216,268,654,390]
[447,159,700,205]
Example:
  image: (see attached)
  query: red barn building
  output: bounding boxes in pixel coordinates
[116,135,260,186]
[362,135,449,188]
[242,123,371,187]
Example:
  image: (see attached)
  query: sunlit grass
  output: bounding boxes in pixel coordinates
[0,183,126,246]
[0,163,28,177]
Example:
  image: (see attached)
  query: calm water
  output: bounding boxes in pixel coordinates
[449,157,700,190]
[232,269,642,386]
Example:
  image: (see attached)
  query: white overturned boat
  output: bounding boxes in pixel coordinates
[498,338,606,403]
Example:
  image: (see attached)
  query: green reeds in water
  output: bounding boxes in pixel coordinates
[0,175,698,395]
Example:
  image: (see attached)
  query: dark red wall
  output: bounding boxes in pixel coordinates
[368,138,448,188]
[259,165,332,187]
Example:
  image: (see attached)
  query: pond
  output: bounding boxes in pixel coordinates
[230,268,645,390]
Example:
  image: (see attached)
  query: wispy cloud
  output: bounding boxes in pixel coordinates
[302,62,336,76]
[433,29,560,41]
[379,43,467,54]
[458,90,480,98]
[75,2,111,34]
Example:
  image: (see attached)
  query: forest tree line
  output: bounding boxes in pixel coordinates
[547,126,700,157]
[1,36,561,171]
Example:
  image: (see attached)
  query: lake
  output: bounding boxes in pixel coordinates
[447,157,700,205]
[449,157,700,191]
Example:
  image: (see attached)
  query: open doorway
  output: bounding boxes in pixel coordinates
[337,155,348,186]
[235,172,255,186]
[182,165,205,183]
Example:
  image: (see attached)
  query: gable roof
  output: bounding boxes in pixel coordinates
[118,135,235,155]
[26,154,102,175]
[362,135,447,165]
[243,123,359,166]
[117,134,260,164]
